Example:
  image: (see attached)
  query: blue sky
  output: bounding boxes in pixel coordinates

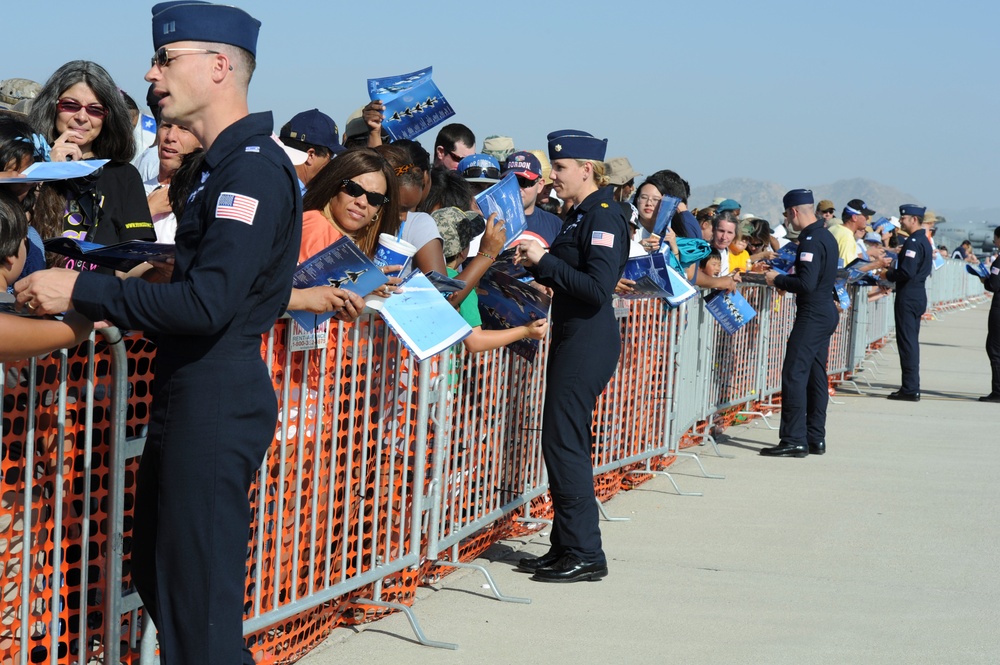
[3,0,996,209]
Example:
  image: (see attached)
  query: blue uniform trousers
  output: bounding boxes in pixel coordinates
[779,309,839,446]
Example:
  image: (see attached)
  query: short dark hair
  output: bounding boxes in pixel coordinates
[374,143,423,191]
[420,166,473,213]
[0,189,28,259]
[646,169,690,203]
[168,149,206,222]
[434,123,475,153]
[700,248,721,269]
[994,226,1000,240]
[0,113,38,174]
[392,139,431,173]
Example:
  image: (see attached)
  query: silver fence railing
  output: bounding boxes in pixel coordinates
[4,259,987,664]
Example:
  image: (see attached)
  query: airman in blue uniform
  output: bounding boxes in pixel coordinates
[15,3,301,663]
[515,130,629,582]
[885,204,932,401]
[762,189,839,457]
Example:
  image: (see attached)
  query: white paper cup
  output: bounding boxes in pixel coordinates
[373,234,417,277]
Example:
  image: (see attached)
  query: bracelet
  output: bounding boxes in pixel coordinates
[477,251,495,261]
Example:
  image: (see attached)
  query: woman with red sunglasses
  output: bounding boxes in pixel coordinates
[28,60,155,271]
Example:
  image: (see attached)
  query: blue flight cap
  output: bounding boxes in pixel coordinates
[782,189,814,209]
[152,2,262,56]
[899,203,926,217]
[547,129,608,162]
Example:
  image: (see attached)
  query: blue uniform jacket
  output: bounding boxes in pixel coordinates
[72,112,302,359]
[531,186,630,323]
[885,231,932,297]
[773,219,838,314]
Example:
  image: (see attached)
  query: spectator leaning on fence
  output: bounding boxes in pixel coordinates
[16,3,303,661]
[761,189,839,458]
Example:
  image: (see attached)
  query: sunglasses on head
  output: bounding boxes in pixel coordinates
[56,99,108,119]
[341,179,389,207]
[461,166,500,180]
[151,46,221,68]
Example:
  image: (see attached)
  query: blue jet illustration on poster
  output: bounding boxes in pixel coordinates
[368,67,455,141]
[474,173,528,249]
[705,289,757,335]
[380,271,472,361]
[476,268,551,361]
[289,236,389,330]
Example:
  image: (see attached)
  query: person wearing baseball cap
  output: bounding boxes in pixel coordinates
[816,199,837,225]
[762,189,839,458]
[885,204,932,401]
[19,4,302,663]
[457,152,501,194]
[279,108,345,192]
[502,151,561,247]
[514,129,628,583]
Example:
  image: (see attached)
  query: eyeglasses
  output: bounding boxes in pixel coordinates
[447,150,467,164]
[151,47,221,68]
[461,166,501,180]
[341,179,389,207]
[821,208,835,214]
[56,99,108,119]
[636,194,662,205]
[515,175,537,189]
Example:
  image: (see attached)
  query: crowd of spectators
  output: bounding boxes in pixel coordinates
[0,63,995,362]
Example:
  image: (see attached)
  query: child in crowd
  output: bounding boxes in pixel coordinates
[0,191,92,362]
[728,224,751,273]
[699,248,722,281]
[431,207,548,353]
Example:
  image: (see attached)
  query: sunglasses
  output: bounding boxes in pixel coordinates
[341,179,389,208]
[151,47,221,68]
[461,166,501,180]
[56,99,108,119]
[515,175,538,189]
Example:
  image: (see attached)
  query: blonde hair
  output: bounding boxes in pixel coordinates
[576,159,611,188]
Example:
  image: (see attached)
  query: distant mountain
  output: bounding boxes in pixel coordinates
[937,206,1000,224]
[690,177,920,227]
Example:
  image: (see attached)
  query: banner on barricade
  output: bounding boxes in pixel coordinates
[289,236,389,330]
[368,66,455,141]
[476,267,550,361]
[474,173,528,249]
[380,271,471,360]
[705,289,757,334]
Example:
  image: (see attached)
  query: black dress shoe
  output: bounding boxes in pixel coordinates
[809,441,826,455]
[759,442,808,457]
[979,393,1000,403]
[887,392,920,402]
[516,548,564,573]
[530,553,608,583]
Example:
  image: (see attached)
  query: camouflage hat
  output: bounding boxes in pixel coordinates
[481,135,515,162]
[430,207,486,259]
[0,78,41,109]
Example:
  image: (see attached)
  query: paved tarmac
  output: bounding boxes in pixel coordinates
[300,302,1000,665]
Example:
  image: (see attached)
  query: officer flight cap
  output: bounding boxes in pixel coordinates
[152,2,262,57]
[546,130,607,162]
[782,189,814,209]
[899,203,926,217]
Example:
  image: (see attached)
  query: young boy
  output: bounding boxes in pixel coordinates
[728,225,751,273]
[1,191,92,361]
[699,248,722,281]
[431,207,548,353]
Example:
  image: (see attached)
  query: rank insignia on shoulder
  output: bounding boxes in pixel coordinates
[245,146,260,153]
[600,203,609,208]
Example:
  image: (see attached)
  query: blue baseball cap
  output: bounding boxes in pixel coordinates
[279,109,345,155]
[717,198,741,213]
[502,152,543,180]
[458,153,501,183]
[547,129,607,162]
[782,189,814,209]
[863,232,883,244]
[152,2,261,56]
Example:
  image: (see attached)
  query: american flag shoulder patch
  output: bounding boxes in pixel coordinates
[800,252,814,262]
[216,192,259,225]
[992,266,999,275]
[591,231,614,248]
[905,249,916,258]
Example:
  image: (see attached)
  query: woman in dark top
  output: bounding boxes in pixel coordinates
[29,60,155,270]
[515,130,630,583]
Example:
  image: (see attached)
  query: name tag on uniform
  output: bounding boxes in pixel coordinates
[800,252,814,262]
[905,249,916,258]
[993,266,1000,275]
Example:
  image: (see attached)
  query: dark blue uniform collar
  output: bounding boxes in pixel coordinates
[566,185,615,218]
[801,218,826,236]
[204,111,275,170]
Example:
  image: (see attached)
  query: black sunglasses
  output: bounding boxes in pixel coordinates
[462,166,501,180]
[341,179,389,207]
[515,175,538,189]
